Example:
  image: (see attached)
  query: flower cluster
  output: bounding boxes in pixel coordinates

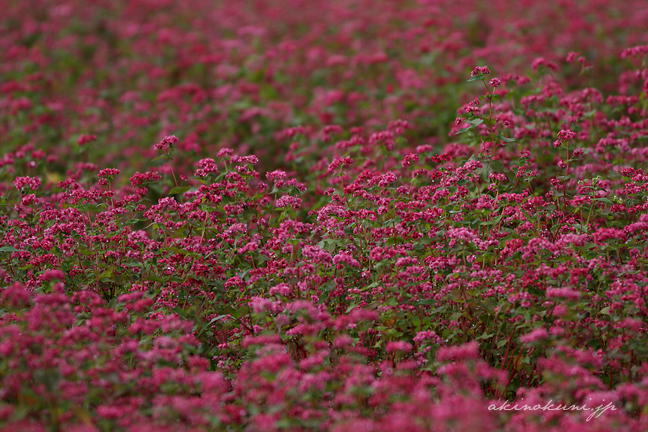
[1,1,648,430]
[13,176,41,191]
[154,135,178,151]
[129,171,162,187]
[471,66,491,77]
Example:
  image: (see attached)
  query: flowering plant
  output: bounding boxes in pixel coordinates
[2,1,648,431]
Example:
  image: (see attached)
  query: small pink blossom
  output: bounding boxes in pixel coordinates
[520,328,549,343]
[154,135,178,151]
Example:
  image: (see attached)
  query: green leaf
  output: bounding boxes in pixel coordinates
[289,186,303,196]
[454,126,472,135]
[151,154,172,162]
[498,134,517,143]
[573,224,588,233]
[385,329,404,338]
[395,136,408,146]
[416,299,437,305]
[0,246,25,253]
[450,312,463,321]
[413,243,425,251]
[412,316,421,328]
[169,186,191,195]
[467,75,485,82]
[202,315,230,329]
[165,246,194,256]
[147,275,166,283]
[33,369,61,392]
[97,267,114,280]
[481,215,503,226]
[528,287,545,297]
[592,198,613,205]
[490,160,505,172]
[497,302,510,315]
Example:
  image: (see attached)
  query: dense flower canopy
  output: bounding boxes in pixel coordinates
[1,0,648,431]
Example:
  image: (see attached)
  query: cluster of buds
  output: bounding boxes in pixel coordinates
[327,156,354,173]
[566,51,586,64]
[14,176,41,192]
[77,134,97,146]
[97,168,120,179]
[471,66,491,77]
[129,171,162,187]
[97,168,120,187]
[401,153,419,168]
[195,158,218,177]
[154,135,178,152]
[620,44,648,59]
[554,129,577,148]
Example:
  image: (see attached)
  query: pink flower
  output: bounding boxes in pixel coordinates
[97,168,120,178]
[216,148,234,159]
[77,134,97,146]
[557,129,577,141]
[386,341,412,354]
[520,328,549,343]
[531,57,558,71]
[332,251,360,267]
[195,158,218,177]
[129,171,161,187]
[546,287,581,301]
[464,160,484,171]
[566,51,580,62]
[621,44,648,58]
[14,176,41,191]
[471,65,491,76]
[275,195,302,209]
[154,135,178,151]
[334,335,353,348]
[21,194,36,205]
[1,282,30,309]
[41,269,65,281]
[414,330,443,344]
[437,341,480,362]
[401,153,419,168]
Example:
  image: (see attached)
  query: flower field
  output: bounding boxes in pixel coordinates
[2,0,648,430]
